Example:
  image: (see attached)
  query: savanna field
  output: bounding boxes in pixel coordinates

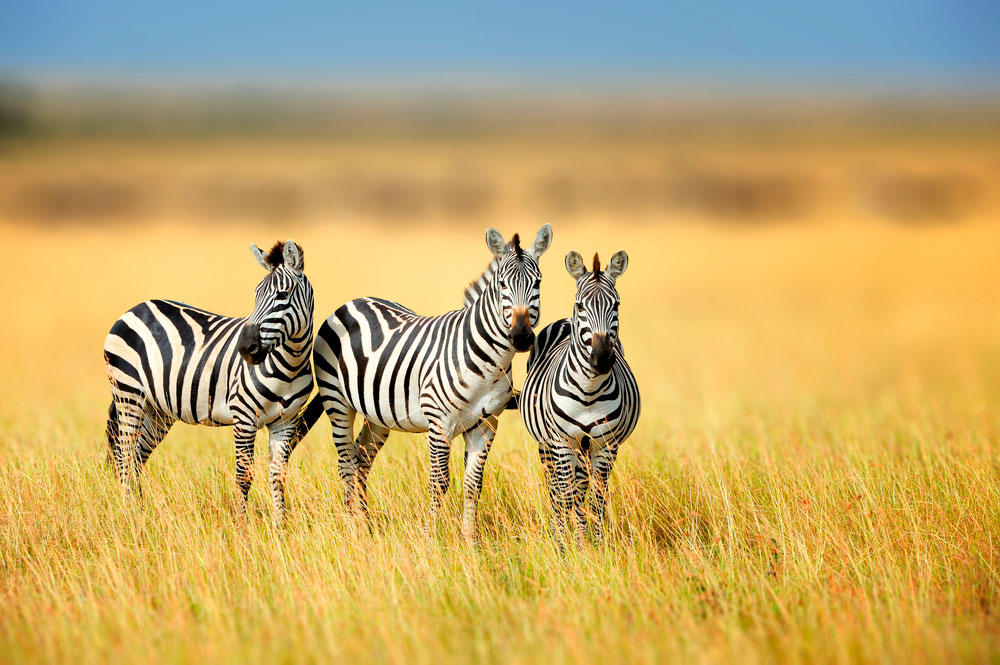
[1,138,999,664]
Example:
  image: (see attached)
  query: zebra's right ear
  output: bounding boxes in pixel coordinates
[486,228,507,259]
[565,251,587,279]
[250,243,272,271]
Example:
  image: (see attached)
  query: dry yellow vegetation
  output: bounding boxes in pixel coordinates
[1,180,999,662]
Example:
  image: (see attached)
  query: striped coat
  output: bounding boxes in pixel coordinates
[296,225,552,540]
[103,240,314,524]
[519,249,640,543]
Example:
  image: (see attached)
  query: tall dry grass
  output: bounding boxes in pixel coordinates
[0,207,998,663]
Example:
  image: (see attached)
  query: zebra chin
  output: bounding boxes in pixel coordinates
[239,347,271,365]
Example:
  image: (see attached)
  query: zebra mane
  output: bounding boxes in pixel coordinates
[462,235,519,308]
[265,241,304,268]
[592,253,601,274]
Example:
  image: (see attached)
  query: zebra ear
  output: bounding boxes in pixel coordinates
[282,240,304,273]
[485,228,507,258]
[250,243,272,271]
[530,223,552,259]
[565,251,587,279]
[606,250,629,281]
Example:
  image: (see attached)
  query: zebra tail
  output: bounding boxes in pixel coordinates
[290,395,325,450]
[105,401,119,466]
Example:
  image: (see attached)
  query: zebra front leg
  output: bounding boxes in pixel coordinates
[427,422,452,531]
[233,419,258,519]
[540,443,575,548]
[461,416,497,544]
[267,422,295,528]
[590,443,619,544]
[570,446,590,546]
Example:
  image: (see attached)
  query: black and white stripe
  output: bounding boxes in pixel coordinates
[297,225,551,540]
[519,249,640,544]
[103,240,314,525]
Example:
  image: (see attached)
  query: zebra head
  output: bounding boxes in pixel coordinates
[485,224,552,352]
[565,249,629,374]
[238,239,312,365]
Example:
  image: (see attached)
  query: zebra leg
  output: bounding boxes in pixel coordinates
[136,408,173,470]
[570,447,590,546]
[233,419,258,519]
[461,415,497,543]
[110,393,145,497]
[540,443,575,547]
[427,422,452,529]
[318,393,363,515]
[267,421,296,528]
[351,420,390,519]
[590,443,620,544]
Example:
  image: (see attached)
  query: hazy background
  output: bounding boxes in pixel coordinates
[1,1,999,231]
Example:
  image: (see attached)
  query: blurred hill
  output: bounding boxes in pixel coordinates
[1,80,998,227]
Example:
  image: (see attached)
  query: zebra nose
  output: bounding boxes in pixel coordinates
[238,323,264,364]
[510,308,534,352]
[590,333,614,373]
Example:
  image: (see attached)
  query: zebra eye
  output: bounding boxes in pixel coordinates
[575,302,584,312]
[276,289,290,299]
[498,279,507,289]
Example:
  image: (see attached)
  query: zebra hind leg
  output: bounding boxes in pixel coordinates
[323,397,362,517]
[105,401,119,468]
[136,408,173,470]
[109,392,145,498]
[351,420,390,521]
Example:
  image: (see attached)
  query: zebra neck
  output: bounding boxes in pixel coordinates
[463,285,516,367]
[263,322,314,375]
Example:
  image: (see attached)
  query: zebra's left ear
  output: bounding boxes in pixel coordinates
[250,243,272,271]
[606,250,629,281]
[530,223,553,259]
[282,240,304,273]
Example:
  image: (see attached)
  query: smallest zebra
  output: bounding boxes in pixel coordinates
[519,250,640,545]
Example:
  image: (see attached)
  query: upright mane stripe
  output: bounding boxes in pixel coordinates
[265,241,304,267]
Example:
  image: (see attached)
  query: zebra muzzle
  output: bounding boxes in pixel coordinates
[237,323,268,365]
[590,333,614,374]
[510,309,534,352]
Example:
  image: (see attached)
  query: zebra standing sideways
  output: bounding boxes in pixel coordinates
[519,249,640,544]
[103,240,314,525]
[295,225,551,541]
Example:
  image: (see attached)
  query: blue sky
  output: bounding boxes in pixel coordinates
[2,1,998,86]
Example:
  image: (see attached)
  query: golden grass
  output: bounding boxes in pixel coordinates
[1,215,999,664]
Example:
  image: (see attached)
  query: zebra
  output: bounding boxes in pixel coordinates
[103,240,314,525]
[518,249,640,545]
[294,224,552,541]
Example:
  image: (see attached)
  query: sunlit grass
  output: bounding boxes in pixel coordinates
[1,216,998,664]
